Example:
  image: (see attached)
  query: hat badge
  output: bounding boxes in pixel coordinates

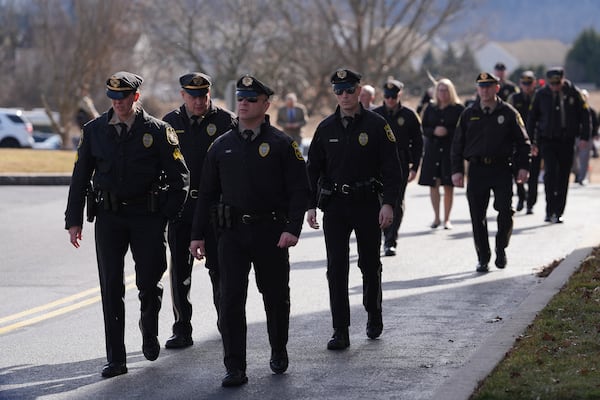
[336,70,347,79]
[192,76,203,85]
[481,73,489,80]
[242,76,253,87]
[109,77,120,88]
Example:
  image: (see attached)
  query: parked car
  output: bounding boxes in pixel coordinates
[0,108,34,148]
[21,108,63,150]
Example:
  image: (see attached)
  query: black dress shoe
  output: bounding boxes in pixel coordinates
[516,199,524,211]
[384,246,396,256]
[366,311,383,339]
[270,348,289,374]
[327,328,350,350]
[526,208,534,215]
[221,369,248,387]
[550,214,563,224]
[544,215,551,222]
[101,362,127,378]
[142,335,160,361]
[476,262,489,273]
[495,248,507,269]
[165,334,193,349]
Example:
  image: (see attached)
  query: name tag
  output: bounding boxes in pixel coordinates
[329,138,339,143]
[225,149,232,153]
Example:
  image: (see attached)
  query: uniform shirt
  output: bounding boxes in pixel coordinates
[191,116,310,239]
[372,103,423,172]
[451,98,531,174]
[526,80,591,144]
[507,91,533,121]
[306,106,402,208]
[65,107,190,228]
[498,80,519,101]
[163,102,235,196]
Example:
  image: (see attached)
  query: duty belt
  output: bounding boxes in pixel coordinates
[240,211,285,224]
[469,156,511,166]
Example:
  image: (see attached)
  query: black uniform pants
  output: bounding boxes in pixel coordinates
[94,207,167,364]
[526,154,542,209]
[383,162,409,249]
[466,163,514,263]
[167,217,219,336]
[540,138,575,218]
[323,195,382,329]
[218,221,290,372]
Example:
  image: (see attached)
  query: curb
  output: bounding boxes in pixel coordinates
[0,174,71,185]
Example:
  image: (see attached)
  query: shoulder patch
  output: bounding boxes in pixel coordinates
[173,147,183,161]
[516,113,524,127]
[166,126,179,145]
[291,141,304,161]
[384,124,396,142]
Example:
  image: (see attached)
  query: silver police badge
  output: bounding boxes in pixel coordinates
[242,76,253,87]
[497,115,505,124]
[143,133,153,148]
[358,132,369,146]
[336,70,347,79]
[207,124,217,136]
[397,116,405,126]
[259,142,270,157]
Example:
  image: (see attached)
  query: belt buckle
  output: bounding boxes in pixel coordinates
[340,184,351,195]
[241,214,252,224]
[482,157,493,165]
[189,189,198,199]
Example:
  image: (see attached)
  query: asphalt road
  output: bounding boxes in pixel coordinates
[0,181,598,400]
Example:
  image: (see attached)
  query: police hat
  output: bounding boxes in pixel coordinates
[494,62,506,71]
[546,67,564,84]
[106,71,143,99]
[180,72,211,96]
[520,70,536,85]
[475,72,499,87]
[236,74,274,98]
[330,69,362,90]
[382,79,404,97]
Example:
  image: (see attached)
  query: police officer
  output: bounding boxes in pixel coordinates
[527,67,591,223]
[451,72,531,272]
[162,72,235,348]
[65,71,190,377]
[373,79,422,256]
[306,69,402,350]
[189,75,309,387]
[494,62,519,101]
[508,70,540,214]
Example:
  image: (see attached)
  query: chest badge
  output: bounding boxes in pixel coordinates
[142,133,154,148]
[259,142,270,157]
[497,115,505,125]
[397,116,405,126]
[206,123,217,136]
[358,132,369,146]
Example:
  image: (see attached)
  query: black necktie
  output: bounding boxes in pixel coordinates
[242,129,254,143]
[118,122,128,136]
[483,107,490,115]
[343,116,353,129]
[191,115,199,128]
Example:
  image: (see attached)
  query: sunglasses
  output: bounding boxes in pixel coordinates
[383,93,397,99]
[333,86,357,95]
[237,96,258,103]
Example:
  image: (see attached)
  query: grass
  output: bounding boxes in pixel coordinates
[0,148,75,173]
[471,246,600,400]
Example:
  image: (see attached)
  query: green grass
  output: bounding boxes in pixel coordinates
[471,246,600,400]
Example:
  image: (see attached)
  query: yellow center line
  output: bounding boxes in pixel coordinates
[0,275,137,335]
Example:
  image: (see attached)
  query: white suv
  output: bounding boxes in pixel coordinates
[0,108,34,148]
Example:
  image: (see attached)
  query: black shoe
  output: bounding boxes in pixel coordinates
[544,215,551,222]
[222,369,248,387]
[101,362,128,378]
[516,199,524,211]
[384,246,396,256]
[526,208,534,215]
[165,334,193,349]
[476,262,489,273]
[270,348,289,374]
[550,214,563,224]
[327,328,350,350]
[139,320,160,361]
[366,311,383,339]
[495,248,507,269]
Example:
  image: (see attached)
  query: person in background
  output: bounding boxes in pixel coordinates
[359,84,376,110]
[574,89,596,185]
[65,71,190,377]
[494,62,519,101]
[162,72,235,349]
[451,72,530,273]
[373,79,422,255]
[190,75,309,387]
[418,78,464,230]
[508,70,540,214]
[276,92,307,146]
[306,68,402,350]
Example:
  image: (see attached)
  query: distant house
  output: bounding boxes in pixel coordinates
[474,39,570,72]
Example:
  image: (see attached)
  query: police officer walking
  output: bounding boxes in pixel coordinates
[451,72,531,272]
[162,72,235,348]
[306,69,402,350]
[189,75,309,387]
[527,67,591,223]
[65,71,190,377]
[373,79,422,256]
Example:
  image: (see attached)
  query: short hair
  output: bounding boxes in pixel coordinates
[361,85,375,96]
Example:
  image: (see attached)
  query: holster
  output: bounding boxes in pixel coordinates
[85,184,97,222]
[317,177,333,211]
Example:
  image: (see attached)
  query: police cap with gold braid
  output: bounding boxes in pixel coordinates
[236,74,274,98]
[180,72,211,97]
[106,71,143,100]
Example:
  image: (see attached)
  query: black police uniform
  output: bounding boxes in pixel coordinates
[191,76,309,379]
[307,69,402,343]
[507,75,540,213]
[526,68,590,222]
[65,72,190,373]
[494,63,519,101]
[163,74,235,343]
[451,73,530,270]
[373,80,422,254]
